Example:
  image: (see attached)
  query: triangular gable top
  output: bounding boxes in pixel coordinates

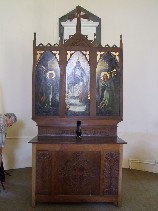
[59,6,101,46]
[63,32,94,47]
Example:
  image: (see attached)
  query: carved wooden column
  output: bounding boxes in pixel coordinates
[103,152,119,195]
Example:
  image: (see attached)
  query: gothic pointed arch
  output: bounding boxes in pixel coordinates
[65,51,90,116]
[96,52,120,116]
[35,51,60,115]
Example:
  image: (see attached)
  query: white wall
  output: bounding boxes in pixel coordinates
[0,0,158,171]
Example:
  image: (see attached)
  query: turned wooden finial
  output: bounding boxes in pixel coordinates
[33,32,36,46]
[120,34,123,48]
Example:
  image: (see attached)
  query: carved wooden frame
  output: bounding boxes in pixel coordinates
[32,6,123,136]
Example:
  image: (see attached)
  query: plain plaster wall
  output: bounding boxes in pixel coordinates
[0,0,158,171]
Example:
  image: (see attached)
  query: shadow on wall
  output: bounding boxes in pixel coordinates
[7,119,24,138]
[121,132,158,173]
[3,120,25,169]
[0,82,26,169]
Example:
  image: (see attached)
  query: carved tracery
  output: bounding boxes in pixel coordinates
[103,152,119,195]
[56,152,100,194]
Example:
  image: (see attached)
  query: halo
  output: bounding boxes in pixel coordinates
[46,71,55,79]
[100,71,109,79]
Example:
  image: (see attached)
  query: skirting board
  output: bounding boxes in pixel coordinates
[129,159,158,173]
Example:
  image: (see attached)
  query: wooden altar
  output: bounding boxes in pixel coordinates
[29,6,126,207]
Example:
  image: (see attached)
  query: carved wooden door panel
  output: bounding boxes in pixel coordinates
[54,151,100,195]
[36,150,52,195]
